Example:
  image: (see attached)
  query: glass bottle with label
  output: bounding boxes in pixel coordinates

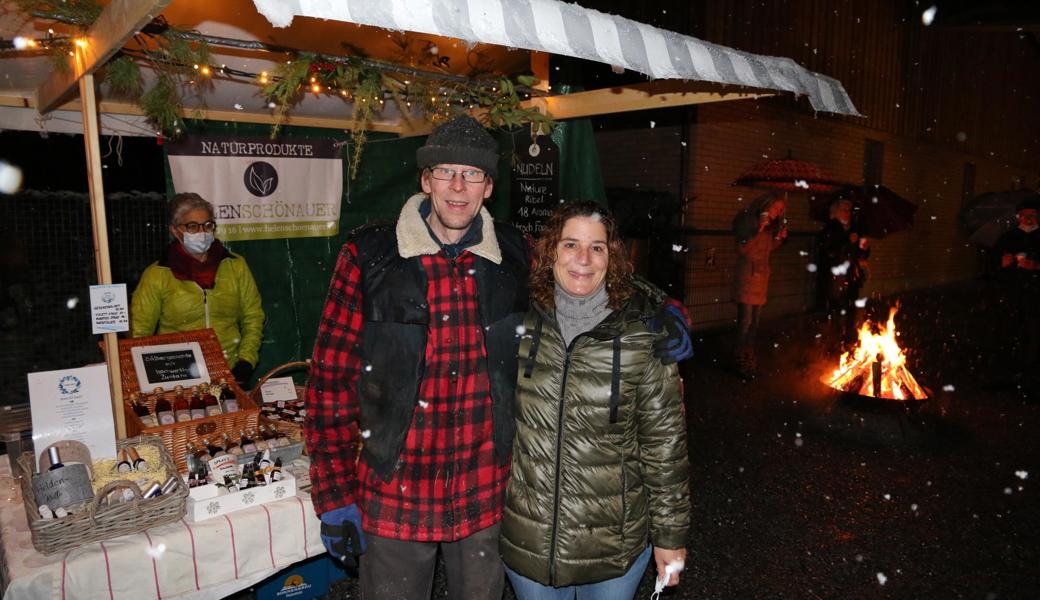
[173,386,192,422]
[201,436,226,458]
[218,379,239,413]
[221,432,243,456]
[239,429,257,454]
[203,385,223,417]
[130,393,158,428]
[259,424,279,448]
[154,388,175,426]
[189,390,206,420]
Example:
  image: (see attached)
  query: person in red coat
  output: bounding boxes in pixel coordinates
[731,193,787,377]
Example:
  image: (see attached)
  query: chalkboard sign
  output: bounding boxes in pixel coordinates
[130,341,210,392]
[510,131,559,237]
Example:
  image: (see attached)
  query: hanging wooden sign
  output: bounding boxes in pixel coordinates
[510,131,559,237]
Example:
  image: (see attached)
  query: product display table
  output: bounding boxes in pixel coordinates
[0,460,324,600]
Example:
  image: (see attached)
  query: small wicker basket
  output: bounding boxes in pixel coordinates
[18,435,188,555]
[250,360,309,442]
[118,329,260,473]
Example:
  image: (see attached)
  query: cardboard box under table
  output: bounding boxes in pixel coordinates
[118,329,260,473]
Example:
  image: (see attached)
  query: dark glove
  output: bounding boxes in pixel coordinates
[650,302,693,365]
[320,504,366,575]
[231,360,254,388]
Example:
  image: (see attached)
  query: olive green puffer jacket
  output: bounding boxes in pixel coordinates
[130,252,265,367]
[500,289,691,587]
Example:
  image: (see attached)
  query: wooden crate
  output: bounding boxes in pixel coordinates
[118,329,259,473]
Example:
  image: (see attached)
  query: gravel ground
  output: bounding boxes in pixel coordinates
[249,281,1040,600]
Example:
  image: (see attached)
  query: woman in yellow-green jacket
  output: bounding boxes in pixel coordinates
[131,192,265,386]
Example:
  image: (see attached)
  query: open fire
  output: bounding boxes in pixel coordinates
[822,305,928,400]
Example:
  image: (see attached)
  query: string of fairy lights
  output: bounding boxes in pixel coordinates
[0,22,549,120]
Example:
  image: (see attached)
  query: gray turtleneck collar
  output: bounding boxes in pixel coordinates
[554,283,611,347]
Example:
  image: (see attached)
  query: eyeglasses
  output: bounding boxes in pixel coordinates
[178,220,217,233]
[427,167,487,184]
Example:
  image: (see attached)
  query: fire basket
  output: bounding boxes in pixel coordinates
[821,305,929,403]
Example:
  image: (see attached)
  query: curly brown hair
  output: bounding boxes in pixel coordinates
[529,201,633,310]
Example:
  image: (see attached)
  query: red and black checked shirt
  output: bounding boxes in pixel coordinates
[306,241,509,542]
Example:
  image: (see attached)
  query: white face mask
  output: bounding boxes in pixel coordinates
[182,231,214,255]
[1020,224,1039,233]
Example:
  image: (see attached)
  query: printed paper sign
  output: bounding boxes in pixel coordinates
[28,363,117,463]
[130,341,211,393]
[260,376,299,403]
[166,135,343,241]
[89,283,129,334]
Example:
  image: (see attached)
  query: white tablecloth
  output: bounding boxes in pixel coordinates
[0,461,325,600]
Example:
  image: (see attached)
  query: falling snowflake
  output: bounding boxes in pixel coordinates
[442,314,450,321]
[1015,470,1028,480]
[146,543,167,559]
[418,400,430,409]
[831,261,850,276]
[0,160,24,194]
[66,297,80,309]
[921,5,937,25]
[799,250,809,257]
[854,297,868,308]
[672,244,684,252]
[233,103,244,110]
[794,179,809,189]
[942,384,955,392]
[515,325,526,335]
[806,264,818,273]
[364,364,373,372]
[877,573,888,585]
[361,429,371,439]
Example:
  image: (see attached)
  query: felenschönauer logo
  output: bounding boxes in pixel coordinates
[58,375,81,395]
[244,161,278,197]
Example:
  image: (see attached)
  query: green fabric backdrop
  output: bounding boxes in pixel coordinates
[163,118,605,386]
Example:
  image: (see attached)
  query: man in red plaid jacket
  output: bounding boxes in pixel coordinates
[306,115,530,599]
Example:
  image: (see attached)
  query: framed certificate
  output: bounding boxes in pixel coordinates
[130,341,210,393]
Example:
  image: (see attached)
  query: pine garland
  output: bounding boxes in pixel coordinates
[14,0,556,177]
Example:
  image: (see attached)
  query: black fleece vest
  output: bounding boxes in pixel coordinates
[352,221,530,479]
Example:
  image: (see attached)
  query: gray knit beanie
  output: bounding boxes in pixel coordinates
[416,115,499,179]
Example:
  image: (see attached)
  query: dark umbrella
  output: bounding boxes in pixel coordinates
[734,158,845,194]
[959,188,1038,247]
[810,184,918,239]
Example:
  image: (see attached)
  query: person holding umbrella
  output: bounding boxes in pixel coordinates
[817,197,870,352]
[731,192,788,377]
[994,194,1040,392]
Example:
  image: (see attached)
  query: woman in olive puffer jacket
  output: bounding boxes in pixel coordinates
[500,202,691,599]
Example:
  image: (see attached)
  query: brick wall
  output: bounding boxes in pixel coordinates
[595,99,1039,331]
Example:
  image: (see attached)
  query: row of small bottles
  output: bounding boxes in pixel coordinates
[129,380,239,427]
[187,451,285,493]
[185,424,290,464]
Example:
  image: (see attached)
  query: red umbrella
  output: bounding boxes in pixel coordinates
[734,158,844,194]
[810,184,918,239]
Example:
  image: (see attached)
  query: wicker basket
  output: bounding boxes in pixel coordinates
[18,435,188,555]
[118,329,260,473]
[250,360,309,443]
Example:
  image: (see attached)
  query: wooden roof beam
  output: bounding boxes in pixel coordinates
[524,81,774,120]
[35,0,172,114]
